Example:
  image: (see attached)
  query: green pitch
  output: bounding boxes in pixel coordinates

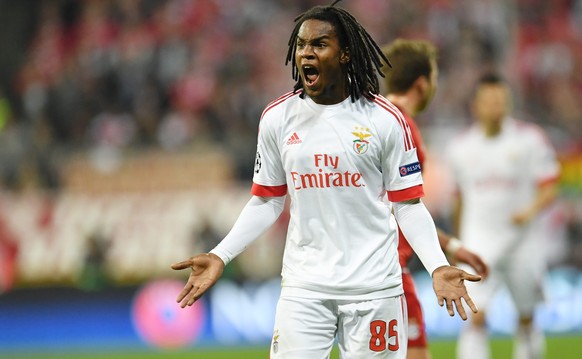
[1,336,580,359]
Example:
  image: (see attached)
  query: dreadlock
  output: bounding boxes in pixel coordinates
[285,0,391,102]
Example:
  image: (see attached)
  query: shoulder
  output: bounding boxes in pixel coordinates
[260,91,302,121]
[367,95,409,132]
[369,95,404,122]
[511,118,553,147]
[367,95,417,150]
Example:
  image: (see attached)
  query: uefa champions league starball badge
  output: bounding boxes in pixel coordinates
[254,151,262,173]
[352,126,372,154]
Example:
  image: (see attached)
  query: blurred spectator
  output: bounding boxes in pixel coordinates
[0,109,61,191]
[5,0,580,161]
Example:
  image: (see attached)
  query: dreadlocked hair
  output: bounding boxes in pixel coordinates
[285,0,391,102]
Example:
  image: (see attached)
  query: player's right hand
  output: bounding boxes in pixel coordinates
[171,253,225,308]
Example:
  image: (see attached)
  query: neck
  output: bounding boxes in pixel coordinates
[481,121,502,138]
[386,92,419,116]
[309,78,350,105]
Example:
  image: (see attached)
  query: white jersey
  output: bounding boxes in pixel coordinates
[447,117,560,265]
[252,91,424,299]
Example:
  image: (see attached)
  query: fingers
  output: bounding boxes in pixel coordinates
[177,281,213,308]
[445,298,455,317]
[464,295,479,314]
[172,254,223,308]
[171,260,192,270]
[454,299,468,320]
[468,257,489,278]
[436,289,478,320]
[182,288,199,308]
[177,282,202,308]
[455,296,479,321]
[469,261,485,276]
[462,272,482,282]
[475,265,488,279]
[176,282,193,306]
[180,290,198,308]
[441,297,477,321]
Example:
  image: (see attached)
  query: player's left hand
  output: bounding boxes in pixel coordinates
[431,265,481,321]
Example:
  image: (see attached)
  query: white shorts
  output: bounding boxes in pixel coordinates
[463,235,546,316]
[269,295,407,359]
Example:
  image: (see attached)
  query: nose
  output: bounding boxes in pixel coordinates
[299,45,315,59]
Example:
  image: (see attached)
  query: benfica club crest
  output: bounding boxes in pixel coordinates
[352,126,372,154]
[272,330,280,353]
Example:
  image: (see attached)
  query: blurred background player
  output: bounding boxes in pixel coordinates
[382,39,489,359]
[172,1,482,357]
[447,73,560,359]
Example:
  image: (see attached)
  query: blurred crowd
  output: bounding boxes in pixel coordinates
[0,0,581,279]
[0,0,580,189]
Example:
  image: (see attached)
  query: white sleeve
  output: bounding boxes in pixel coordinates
[381,110,424,202]
[253,110,286,187]
[393,200,449,275]
[210,195,285,265]
[528,128,560,184]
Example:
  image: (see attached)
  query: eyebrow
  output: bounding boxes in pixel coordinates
[296,35,331,43]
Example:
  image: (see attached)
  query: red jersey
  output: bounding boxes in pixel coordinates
[396,107,427,267]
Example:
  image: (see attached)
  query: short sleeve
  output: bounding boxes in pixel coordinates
[383,118,424,202]
[529,128,560,186]
[251,115,287,197]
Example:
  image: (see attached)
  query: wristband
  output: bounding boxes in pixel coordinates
[446,237,463,256]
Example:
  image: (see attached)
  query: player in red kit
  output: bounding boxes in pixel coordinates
[382,39,489,359]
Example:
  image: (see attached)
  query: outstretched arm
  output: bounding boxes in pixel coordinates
[393,198,481,320]
[171,195,285,307]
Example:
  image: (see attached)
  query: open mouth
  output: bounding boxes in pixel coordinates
[302,65,320,86]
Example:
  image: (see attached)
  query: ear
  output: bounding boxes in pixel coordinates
[340,48,350,64]
[414,76,429,95]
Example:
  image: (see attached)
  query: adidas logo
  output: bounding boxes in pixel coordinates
[286,132,302,145]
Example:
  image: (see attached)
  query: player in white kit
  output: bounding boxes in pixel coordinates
[448,74,560,359]
[172,2,481,358]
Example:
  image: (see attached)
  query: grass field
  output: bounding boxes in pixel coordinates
[1,335,580,359]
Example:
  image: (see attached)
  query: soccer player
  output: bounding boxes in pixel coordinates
[448,73,560,359]
[172,2,481,358]
[382,39,489,359]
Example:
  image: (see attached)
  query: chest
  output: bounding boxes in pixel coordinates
[457,135,532,184]
[278,113,383,174]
